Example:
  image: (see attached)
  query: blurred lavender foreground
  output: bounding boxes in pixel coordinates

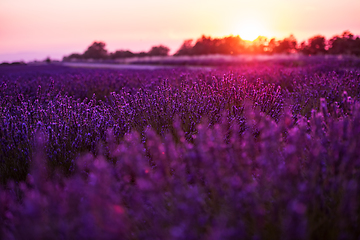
[1,58,360,239]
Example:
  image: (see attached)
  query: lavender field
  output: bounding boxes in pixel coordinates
[1,57,360,239]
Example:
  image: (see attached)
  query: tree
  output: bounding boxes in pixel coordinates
[192,35,216,55]
[276,35,297,54]
[299,35,326,55]
[299,41,311,55]
[44,57,51,63]
[136,51,148,57]
[219,35,246,55]
[328,31,359,55]
[267,38,278,54]
[267,35,297,54]
[308,35,327,54]
[62,53,83,61]
[110,50,135,59]
[353,37,360,56]
[82,41,108,59]
[174,39,194,56]
[148,45,170,56]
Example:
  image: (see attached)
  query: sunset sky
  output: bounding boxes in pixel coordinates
[1,0,359,62]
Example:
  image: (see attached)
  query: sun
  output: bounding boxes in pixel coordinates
[239,25,262,41]
[235,19,268,41]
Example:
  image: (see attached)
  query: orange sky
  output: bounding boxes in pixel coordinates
[1,0,359,62]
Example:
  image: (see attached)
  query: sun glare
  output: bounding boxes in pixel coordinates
[236,20,267,41]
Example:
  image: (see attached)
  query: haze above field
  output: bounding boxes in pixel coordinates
[1,0,359,62]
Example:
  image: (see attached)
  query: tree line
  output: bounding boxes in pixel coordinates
[63,43,170,61]
[63,30,360,61]
[175,31,360,56]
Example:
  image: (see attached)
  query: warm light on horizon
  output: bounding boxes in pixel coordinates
[0,0,359,62]
[235,19,270,41]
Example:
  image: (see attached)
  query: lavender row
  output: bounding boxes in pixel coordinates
[1,62,360,184]
[1,97,360,239]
